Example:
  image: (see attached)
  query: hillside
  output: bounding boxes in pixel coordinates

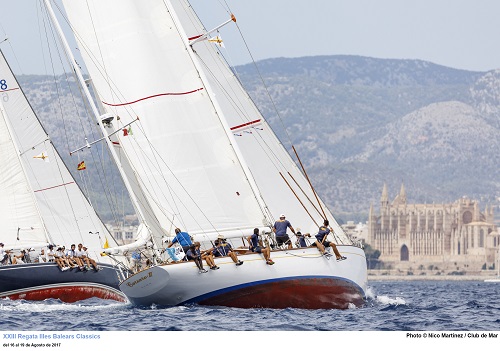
[17,55,500,223]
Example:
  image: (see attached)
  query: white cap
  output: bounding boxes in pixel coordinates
[280,214,285,218]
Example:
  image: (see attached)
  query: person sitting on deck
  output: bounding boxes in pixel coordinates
[247,228,274,265]
[0,243,11,265]
[81,246,100,271]
[295,231,311,248]
[11,250,27,264]
[167,228,193,255]
[273,214,295,249]
[38,248,46,262]
[66,244,85,271]
[54,247,71,271]
[46,245,56,262]
[314,219,346,261]
[185,242,208,273]
[212,236,243,266]
[199,247,219,270]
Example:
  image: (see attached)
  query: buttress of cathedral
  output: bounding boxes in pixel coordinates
[368,183,499,271]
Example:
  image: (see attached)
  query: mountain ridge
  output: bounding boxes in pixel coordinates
[17,55,500,223]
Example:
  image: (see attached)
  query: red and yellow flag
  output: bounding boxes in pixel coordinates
[77,161,86,171]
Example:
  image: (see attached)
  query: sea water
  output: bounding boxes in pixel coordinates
[1,280,498,331]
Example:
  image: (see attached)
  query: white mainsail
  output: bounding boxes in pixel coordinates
[60,0,271,245]
[0,49,117,262]
[59,0,350,245]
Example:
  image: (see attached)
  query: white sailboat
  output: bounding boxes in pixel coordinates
[0,49,128,302]
[50,0,367,309]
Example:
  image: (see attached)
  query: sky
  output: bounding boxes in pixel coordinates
[1,0,500,75]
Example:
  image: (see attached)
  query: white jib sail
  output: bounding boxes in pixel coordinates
[170,0,350,241]
[0,49,118,262]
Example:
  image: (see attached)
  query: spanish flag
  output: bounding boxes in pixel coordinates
[77,161,86,171]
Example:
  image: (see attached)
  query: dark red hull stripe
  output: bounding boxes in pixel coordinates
[101,88,204,107]
[230,119,261,131]
[4,285,127,303]
[185,276,366,310]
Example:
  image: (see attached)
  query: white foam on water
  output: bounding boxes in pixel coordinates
[375,295,406,306]
[366,285,406,306]
[0,299,129,313]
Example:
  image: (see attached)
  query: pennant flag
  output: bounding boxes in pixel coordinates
[103,237,109,249]
[122,128,128,136]
[33,151,49,162]
[100,237,110,256]
[208,36,225,48]
[77,161,86,171]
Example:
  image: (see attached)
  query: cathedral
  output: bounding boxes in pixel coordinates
[368,183,499,272]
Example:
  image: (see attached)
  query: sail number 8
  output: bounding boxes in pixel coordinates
[0,79,7,90]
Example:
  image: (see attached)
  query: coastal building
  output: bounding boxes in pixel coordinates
[341,221,369,245]
[106,223,138,245]
[368,183,499,272]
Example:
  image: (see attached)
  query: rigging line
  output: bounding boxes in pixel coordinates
[292,145,327,221]
[185,10,307,202]
[286,171,324,219]
[48,1,123,225]
[231,22,295,152]
[279,172,318,227]
[73,84,124,225]
[40,5,71,154]
[164,1,270,234]
[194,51,298,183]
[29,9,86,242]
[52,1,201,236]
[42,5,119,243]
[115,124,219,239]
[83,0,115,115]
[52,1,189,231]
[285,251,324,259]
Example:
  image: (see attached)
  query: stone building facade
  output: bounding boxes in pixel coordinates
[368,183,499,272]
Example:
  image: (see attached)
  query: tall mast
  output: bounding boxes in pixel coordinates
[164,0,272,225]
[43,0,149,228]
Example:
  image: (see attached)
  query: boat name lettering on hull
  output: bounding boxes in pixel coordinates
[127,272,153,288]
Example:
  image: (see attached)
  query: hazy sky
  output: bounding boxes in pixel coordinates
[1,0,500,75]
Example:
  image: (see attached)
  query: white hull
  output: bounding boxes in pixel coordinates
[120,246,367,309]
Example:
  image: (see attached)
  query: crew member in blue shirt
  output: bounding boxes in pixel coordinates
[295,231,311,248]
[185,242,208,273]
[211,236,243,266]
[273,214,295,249]
[314,219,346,261]
[247,228,274,265]
[168,228,193,254]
